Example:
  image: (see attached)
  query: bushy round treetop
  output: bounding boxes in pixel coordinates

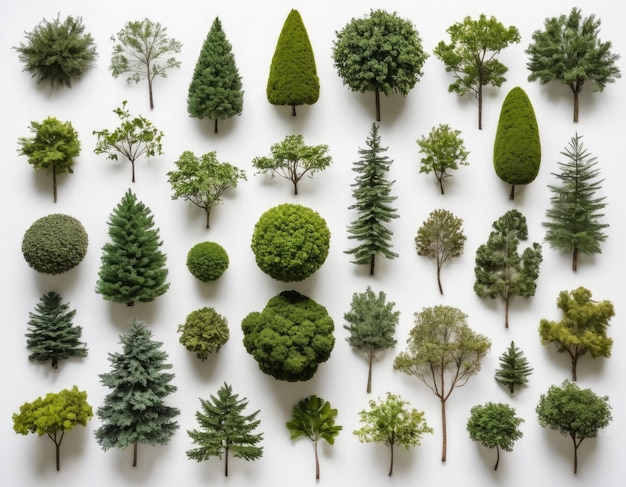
[178,307,229,361]
[186,242,229,282]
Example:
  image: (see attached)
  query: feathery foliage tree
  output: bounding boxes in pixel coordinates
[495,341,533,394]
[178,307,229,361]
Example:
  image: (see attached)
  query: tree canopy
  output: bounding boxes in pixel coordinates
[494,341,533,394]
[186,241,229,282]
[178,307,229,361]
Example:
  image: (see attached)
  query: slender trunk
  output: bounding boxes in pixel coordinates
[572,354,578,381]
[53,433,64,471]
[375,89,381,122]
[367,350,373,393]
[437,264,443,295]
[388,443,394,476]
[206,209,211,229]
[293,180,298,195]
[214,119,218,134]
[291,104,296,116]
[504,297,509,329]
[478,83,483,130]
[148,78,154,110]
[132,442,138,467]
[438,177,445,195]
[225,447,229,477]
[509,184,515,200]
[369,254,375,276]
[572,436,579,474]
[314,439,320,480]
[572,247,578,271]
[441,398,447,462]
[127,300,135,307]
[494,445,500,471]
[573,91,579,123]
[52,165,57,203]
[131,160,136,183]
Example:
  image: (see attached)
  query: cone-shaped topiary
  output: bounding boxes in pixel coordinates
[186,242,229,282]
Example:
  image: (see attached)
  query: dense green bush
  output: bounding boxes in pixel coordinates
[186,242,229,282]
[178,307,229,361]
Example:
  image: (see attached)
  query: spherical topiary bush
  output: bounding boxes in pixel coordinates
[178,307,229,361]
[186,242,229,282]
[22,213,88,274]
[251,203,330,282]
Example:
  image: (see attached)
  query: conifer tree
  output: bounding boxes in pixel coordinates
[495,341,533,394]
[187,17,243,133]
[25,291,87,369]
[96,190,169,306]
[95,319,179,467]
[346,123,398,276]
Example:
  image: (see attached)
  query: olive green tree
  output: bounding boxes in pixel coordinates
[178,307,229,361]
[186,242,229,282]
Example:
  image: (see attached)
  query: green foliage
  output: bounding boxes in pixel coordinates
[526,7,621,122]
[433,15,520,129]
[345,123,398,275]
[343,287,399,393]
[14,14,97,88]
[22,213,88,275]
[17,116,81,202]
[493,87,541,199]
[536,380,612,473]
[415,209,466,294]
[186,242,229,282]
[543,133,608,271]
[242,290,335,382]
[26,291,87,368]
[333,9,428,121]
[267,9,319,116]
[252,134,331,195]
[539,287,614,382]
[110,18,182,109]
[13,386,93,471]
[187,17,243,132]
[354,392,432,476]
[495,341,533,394]
[96,189,169,306]
[178,307,229,361]
[186,383,263,476]
[474,209,542,328]
[286,395,342,480]
[95,319,179,467]
[251,203,330,282]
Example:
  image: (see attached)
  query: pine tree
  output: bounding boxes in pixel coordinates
[96,190,169,306]
[543,133,608,271]
[186,383,263,476]
[495,341,533,394]
[345,123,398,275]
[95,319,179,467]
[187,17,243,133]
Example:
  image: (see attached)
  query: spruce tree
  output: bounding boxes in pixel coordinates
[495,341,533,394]
[95,319,179,467]
[345,123,398,276]
[96,190,169,306]
[25,291,87,369]
[187,17,243,133]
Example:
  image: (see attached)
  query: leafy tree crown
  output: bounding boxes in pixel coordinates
[186,241,229,282]
[178,307,230,361]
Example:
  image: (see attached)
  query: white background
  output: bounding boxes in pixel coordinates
[2,0,624,485]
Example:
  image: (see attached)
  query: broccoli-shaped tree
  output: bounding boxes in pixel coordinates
[18,117,80,203]
[110,18,182,109]
[415,209,466,295]
[343,287,399,393]
[267,9,319,116]
[251,203,330,282]
[96,190,169,306]
[394,305,491,462]
[433,15,521,130]
[417,124,469,194]
[333,9,428,121]
[286,395,342,480]
[252,134,331,195]
[14,14,97,88]
[354,392,432,476]
[536,380,612,473]
[242,290,335,382]
[526,7,621,123]
[178,307,229,361]
[168,150,246,228]
[186,242,229,282]
[93,101,164,183]
[474,209,542,328]
[543,133,608,271]
[26,291,87,369]
[346,123,398,276]
[95,319,179,467]
[186,383,263,476]
[494,87,541,200]
[539,287,614,381]
[13,386,93,471]
[495,341,533,394]
[187,17,243,133]
[466,402,524,471]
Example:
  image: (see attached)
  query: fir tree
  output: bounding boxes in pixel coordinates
[95,319,179,467]
[25,292,87,369]
[495,341,533,394]
[345,123,398,275]
[96,190,169,306]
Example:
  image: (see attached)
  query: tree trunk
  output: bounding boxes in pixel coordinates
[571,354,578,381]
[573,91,579,123]
[369,254,375,276]
[441,399,447,462]
[52,358,58,369]
[214,119,218,134]
[437,264,443,295]
[504,296,509,329]
[478,83,483,130]
[388,443,394,476]
[132,442,138,467]
[148,78,154,110]
[127,300,135,307]
[131,160,136,183]
[367,351,373,393]
[52,165,57,203]
[291,104,296,116]
[293,180,298,195]
[572,436,579,474]
[206,209,211,229]
[494,445,500,471]
[52,432,64,471]
[313,439,320,480]
[225,447,229,477]
[572,247,578,271]
[509,184,515,200]
[375,89,381,122]
[438,177,445,195]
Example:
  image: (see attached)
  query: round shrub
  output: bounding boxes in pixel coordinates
[22,213,88,274]
[186,242,229,282]
[251,203,330,282]
[178,307,229,361]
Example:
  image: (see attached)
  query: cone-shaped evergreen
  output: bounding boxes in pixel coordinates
[25,291,87,369]
[345,123,398,276]
[187,17,243,133]
[96,190,169,306]
[267,9,319,116]
[495,341,533,394]
[95,319,179,467]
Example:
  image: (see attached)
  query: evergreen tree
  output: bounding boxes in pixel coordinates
[495,341,533,394]
[95,319,179,467]
[96,190,169,306]
[345,123,398,276]
[25,291,87,369]
[187,17,243,133]
[543,133,608,271]
[186,383,263,476]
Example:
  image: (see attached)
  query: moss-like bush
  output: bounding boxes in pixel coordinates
[178,307,229,361]
[186,242,229,282]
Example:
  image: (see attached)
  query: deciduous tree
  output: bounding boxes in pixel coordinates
[178,307,229,361]
[494,341,533,394]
